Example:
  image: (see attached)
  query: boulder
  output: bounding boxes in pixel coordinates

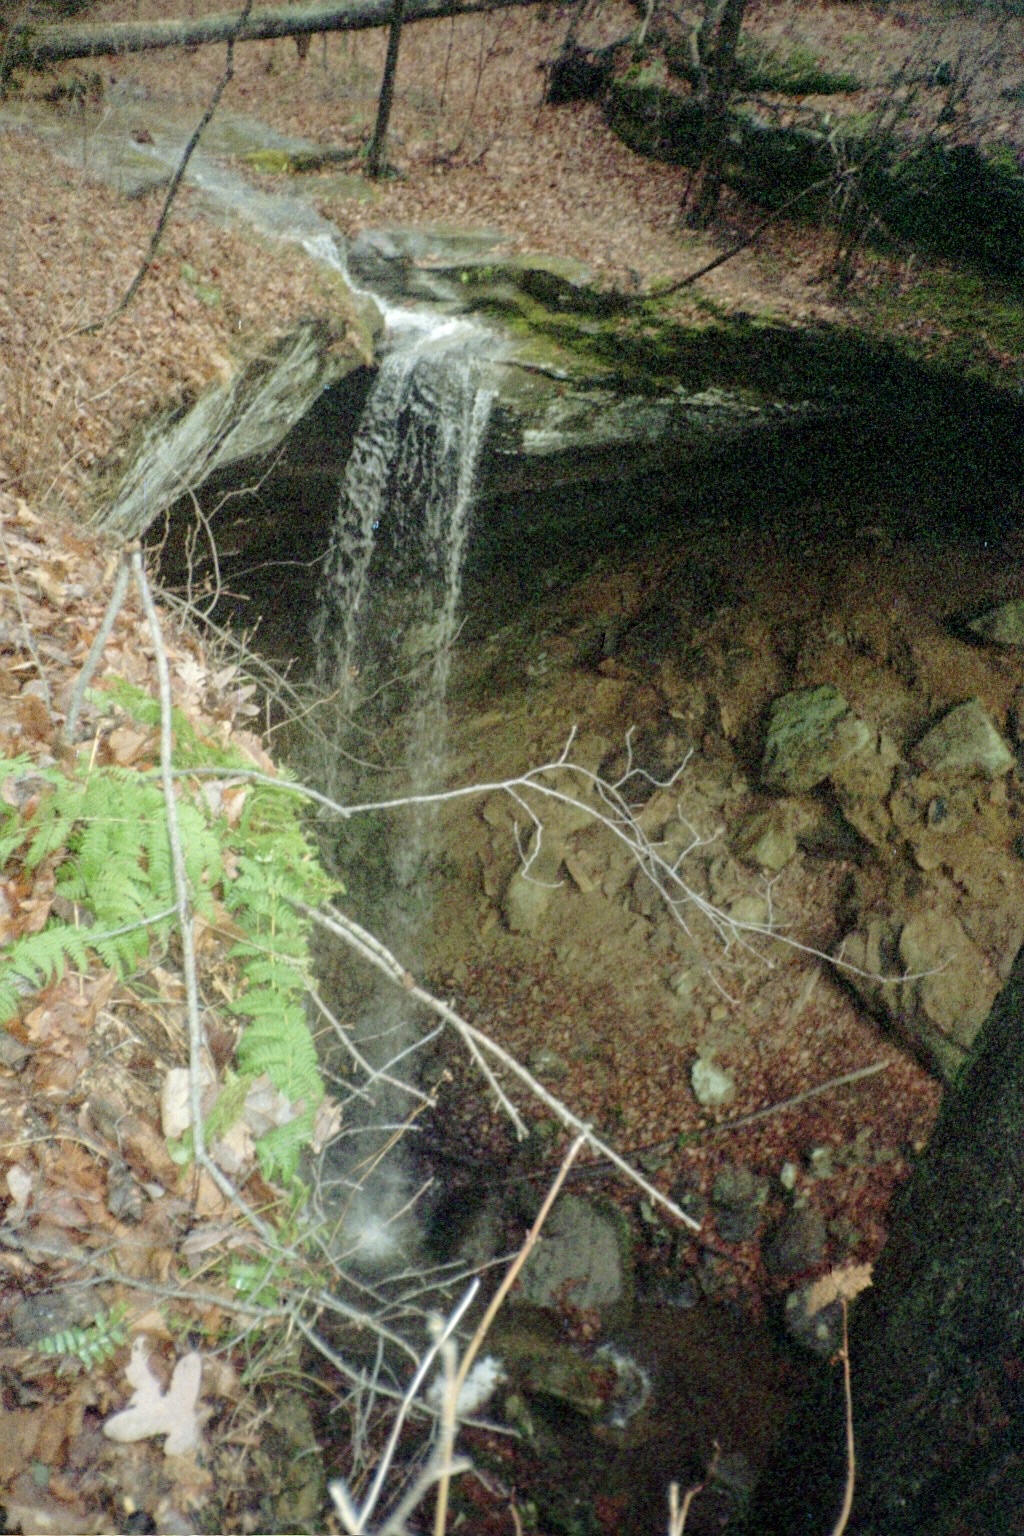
[516,1194,632,1318]
[968,598,1024,647]
[912,698,1014,779]
[761,685,871,794]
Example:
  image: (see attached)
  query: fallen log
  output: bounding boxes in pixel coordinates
[4,0,546,69]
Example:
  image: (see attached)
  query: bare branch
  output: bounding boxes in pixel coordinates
[81,0,254,331]
[299,900,703,1232]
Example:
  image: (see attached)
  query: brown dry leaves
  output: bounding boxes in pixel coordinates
[0,131,345,513]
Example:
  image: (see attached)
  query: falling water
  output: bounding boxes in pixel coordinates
[312,312,494,1269]
[315,315,492,809]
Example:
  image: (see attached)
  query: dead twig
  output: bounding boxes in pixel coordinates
[707,1060,892,1136]
[79,0,254,332]
[668,1446,720,1536]
[829,1297,856,1536]
[63,549,133,743]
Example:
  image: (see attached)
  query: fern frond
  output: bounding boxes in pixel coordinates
[254,1111,316,1184]
[234,957,307,992]
[2,924,92,991]
[91,925,155,975]
[36,1304,128,1369]
[236,1006,322,1102]
[1,695,335,1199]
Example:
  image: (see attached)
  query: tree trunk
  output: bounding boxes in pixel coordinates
[365,0,405,178]
[685,0,748,229]
[3,0,543,69]
[754,943,1024,1535]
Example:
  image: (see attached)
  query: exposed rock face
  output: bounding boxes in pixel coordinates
[96,318,374,538]
[841,910,998,1082]
[753,692,1020,1080]
[459,635,1021,1089]
[99,224,837,613]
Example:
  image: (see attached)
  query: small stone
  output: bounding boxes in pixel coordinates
[106,1159,145,1223]
[690,1057,735,1107]
[711,1162,770,1241]
[732,804,800,871]
[779,1161,799,1192]
[563,853,598,893]
[502,863,560,935]
[968,598,1024,647]
[0,1028,30,1071]
[784,1286,844,1357]
[763,1203,828,1277]
[727,893,770,926]
[527,1045,568,1081]
[669,968,699,1001]
[516,1194,630,1313]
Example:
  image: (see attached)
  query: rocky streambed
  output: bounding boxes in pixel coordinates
[299,471,1023,1532]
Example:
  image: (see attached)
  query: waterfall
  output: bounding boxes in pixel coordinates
[312,313,493,1270]
[315,316,491,797]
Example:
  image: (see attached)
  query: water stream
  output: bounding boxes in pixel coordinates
[309,303,496,1271]
[313,315,493,794]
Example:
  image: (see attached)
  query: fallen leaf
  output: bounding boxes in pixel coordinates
[0,1406,40,1480]
[193,1168,230,1218]
[310,1095,343,1153]
[102,724,154,766]
[103,1339,203,1455]
[241,1073,299,1138]
[15,692,52,740]
[211,1118,253,1175]
[6,1164,32,1223]
[803,1262,873,1317]
[160,1062,215,1140]
[2,1474,93,1535]
[160,1068,193,1141]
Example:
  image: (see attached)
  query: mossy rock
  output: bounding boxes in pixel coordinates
[242,145,358,175]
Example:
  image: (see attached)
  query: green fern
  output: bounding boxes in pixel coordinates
[0,679,337,1187]
[36,1303,128,1370]
[0,925,92,1018]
